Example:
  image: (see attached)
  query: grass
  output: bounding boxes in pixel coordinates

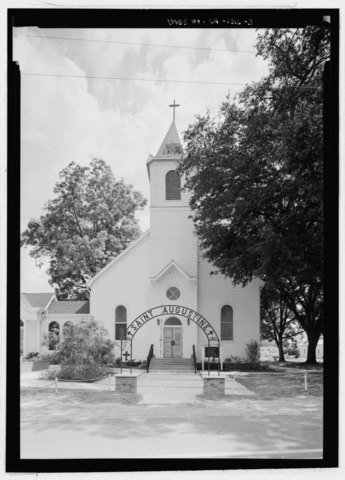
[21,387,142,406]
[235,371,323,398]
[277,361,324,370]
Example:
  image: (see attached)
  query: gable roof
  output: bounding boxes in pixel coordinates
[47,299,90,314]
[21,292,55,309]
[87,229,150,288]
[149,260,197,283]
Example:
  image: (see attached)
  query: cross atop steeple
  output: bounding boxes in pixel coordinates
[169,99,180,123]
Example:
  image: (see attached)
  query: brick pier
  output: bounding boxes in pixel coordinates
[202,375,225,398]
[115,374,138,394]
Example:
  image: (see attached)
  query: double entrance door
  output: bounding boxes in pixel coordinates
[163,327,182,358]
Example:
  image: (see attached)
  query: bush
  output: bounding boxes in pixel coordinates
[245,340,260,363]
[58,319,115,367]
[287,346,300,358]
[223,362,272,372]
[24,352,40,361]
[42,368,59,380]
[58,364,109,380]
[224,355,244,364]
[39,351,62,364]
[41,319,116,380]
[42,364,110,381]
[196,362,220,371]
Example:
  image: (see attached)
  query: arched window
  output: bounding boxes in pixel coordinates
[166,170,181,200]
[115,305,127,340]
[221,306,233,340]
[49,321,60,350]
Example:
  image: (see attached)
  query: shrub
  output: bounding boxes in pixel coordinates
[287,345,300,358]
[58,319,115,368]
[223,362,272,372]
[58,364,109,380]
[39,351,62,364]
[245,340,260,364]
[24,352,40,361]
[224,355,244,363]
[41,319,116,380]
[42,368,59,380]
[196,362,220,371]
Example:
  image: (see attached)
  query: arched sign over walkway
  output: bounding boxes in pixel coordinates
[120,305,220,375]
[124,305,220,343]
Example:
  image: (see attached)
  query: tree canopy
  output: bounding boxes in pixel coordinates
[179,27,330,363]
[22,159,147,299]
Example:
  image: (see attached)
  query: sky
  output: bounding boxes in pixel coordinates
[13,26,269,293]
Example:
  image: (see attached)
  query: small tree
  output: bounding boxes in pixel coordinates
[245,340,260,364]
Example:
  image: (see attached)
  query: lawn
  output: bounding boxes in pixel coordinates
[235,370,323,398]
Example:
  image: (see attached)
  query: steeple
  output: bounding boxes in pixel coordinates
[146,100,184,180]
[156,121,183,156]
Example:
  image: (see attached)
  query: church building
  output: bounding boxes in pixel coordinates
[87,108,261,364]
[21,107,260,364]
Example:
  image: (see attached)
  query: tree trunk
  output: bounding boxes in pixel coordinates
[274,336,285,362]
[278,341,285,362]
[305,331,320,364]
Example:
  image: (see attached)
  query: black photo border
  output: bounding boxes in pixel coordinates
[7,7,339,473]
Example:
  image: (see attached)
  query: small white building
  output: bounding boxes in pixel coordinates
[21,114,261,363]
[88,116,261,363]
[20,292,91,356]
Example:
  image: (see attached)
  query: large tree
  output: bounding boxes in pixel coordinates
[179,27,330,363]
[22,159,147,299]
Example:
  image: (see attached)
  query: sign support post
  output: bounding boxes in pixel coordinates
[120,338,123,374]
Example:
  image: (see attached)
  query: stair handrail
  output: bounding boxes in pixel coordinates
[146,344,154,373]
[192,345,197,374]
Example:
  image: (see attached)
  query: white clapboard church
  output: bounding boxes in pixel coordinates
[21,105,260,364]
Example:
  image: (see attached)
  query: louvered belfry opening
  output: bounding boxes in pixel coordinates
[166,170,181,200]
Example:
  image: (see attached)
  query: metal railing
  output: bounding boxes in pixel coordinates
[146,344,154,373]
[192,345,197,374]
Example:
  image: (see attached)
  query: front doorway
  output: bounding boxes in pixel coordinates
[163,317,182,358]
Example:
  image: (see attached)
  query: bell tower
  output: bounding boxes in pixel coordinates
[146,102,198,279]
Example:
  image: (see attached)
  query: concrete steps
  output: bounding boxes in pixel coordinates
[149,358,195,373]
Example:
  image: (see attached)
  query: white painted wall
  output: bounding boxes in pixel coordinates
[21,303,41,355]
[197,254,261,361]
[149,207,198,278]
[148,158,197,279]
[148,264,198,359]
[91,233,151,361]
